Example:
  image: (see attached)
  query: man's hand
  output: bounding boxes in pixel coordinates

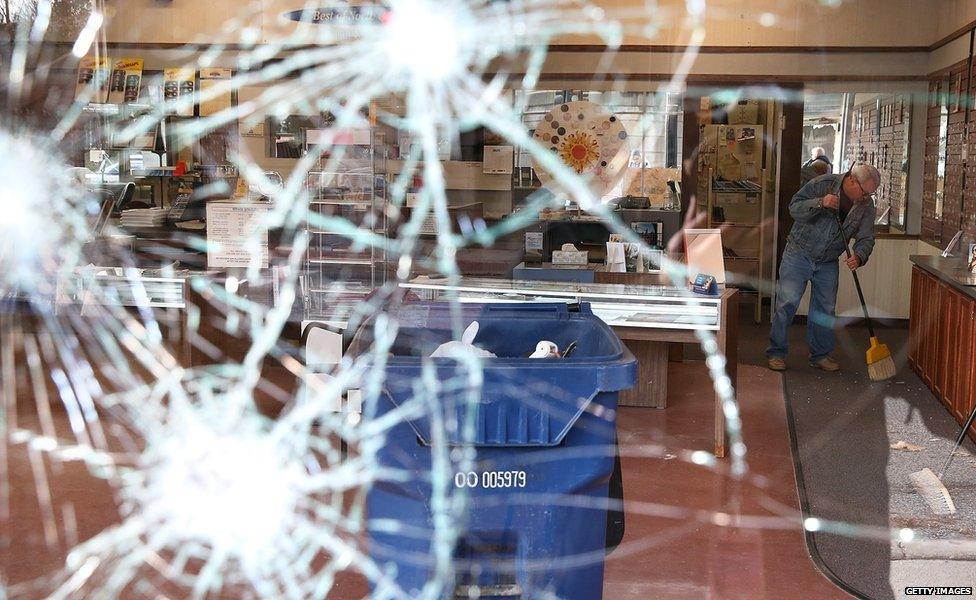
[822,194,840,210]
[845,254,861,270]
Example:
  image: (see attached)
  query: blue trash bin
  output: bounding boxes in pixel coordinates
[362,302,636,599]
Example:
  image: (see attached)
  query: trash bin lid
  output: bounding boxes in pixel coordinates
[364,302,637,447]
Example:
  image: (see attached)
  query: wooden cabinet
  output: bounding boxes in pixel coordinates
[909,266,976,442]
[941,287,961,411]
[915,268,939,388]
[934,281,949,401]
[954,299,976,424]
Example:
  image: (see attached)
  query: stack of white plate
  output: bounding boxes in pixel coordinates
[120,208,168,228]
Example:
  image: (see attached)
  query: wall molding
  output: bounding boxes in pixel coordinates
[929,20,976,52]
[12,40,934,55]
[547,44,927,54]
[530,73,928,83]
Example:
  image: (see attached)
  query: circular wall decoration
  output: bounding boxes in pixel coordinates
[531,100,629,195]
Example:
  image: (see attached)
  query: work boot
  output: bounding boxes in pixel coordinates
[767,357,786,371]
[810,356,841,372]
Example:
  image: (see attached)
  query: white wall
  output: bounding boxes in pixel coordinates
[795,239,942,320]
[928,33,971,73]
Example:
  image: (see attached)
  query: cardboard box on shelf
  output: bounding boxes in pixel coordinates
[483,145,514,174]
[625,167,681,205]
[199,68,232,116]
[713,192,761,223]
[720,225,761,256]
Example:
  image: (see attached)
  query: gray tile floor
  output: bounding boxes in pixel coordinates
[735,315,976,599]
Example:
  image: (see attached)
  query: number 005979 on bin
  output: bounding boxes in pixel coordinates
[454,470,527,489]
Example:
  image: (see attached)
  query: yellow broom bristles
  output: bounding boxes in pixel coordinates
[866,336,895,381]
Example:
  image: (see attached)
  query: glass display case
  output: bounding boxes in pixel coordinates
[56,266,190,309]
[400,277,721,330]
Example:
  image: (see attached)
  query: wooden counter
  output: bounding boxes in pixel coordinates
[908,256,976,441]
[611,287,738,458]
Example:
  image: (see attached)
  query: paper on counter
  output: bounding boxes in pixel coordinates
[606,242,626,273]
[206,202,271,268]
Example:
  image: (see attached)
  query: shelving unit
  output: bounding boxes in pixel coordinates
[700,166,773,323]
[693,114,778,323]
[302,131,388,327]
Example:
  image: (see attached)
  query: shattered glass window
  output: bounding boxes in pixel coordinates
[1,1,974,599]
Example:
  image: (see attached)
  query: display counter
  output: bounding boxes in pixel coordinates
[50,266,217,366]
[56,266,193,309]
[403,277,721,330]
[402,277,738,457]
[908,255,976,442]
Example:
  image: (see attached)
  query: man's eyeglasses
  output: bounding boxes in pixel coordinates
[848,171,876,201]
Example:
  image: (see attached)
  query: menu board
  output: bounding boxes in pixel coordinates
[206,202,270,268]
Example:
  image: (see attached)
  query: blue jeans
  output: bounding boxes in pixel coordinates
[767,250,839,361]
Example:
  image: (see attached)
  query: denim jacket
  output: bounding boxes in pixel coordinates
[785,173,876,265]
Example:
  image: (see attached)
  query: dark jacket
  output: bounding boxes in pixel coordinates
[802,155,833,172]
[785,174,876,265]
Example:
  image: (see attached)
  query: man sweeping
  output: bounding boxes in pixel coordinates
[766,163,881,372]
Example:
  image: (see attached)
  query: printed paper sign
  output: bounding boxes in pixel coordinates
[206,202,271,268]
[524,231,543,251]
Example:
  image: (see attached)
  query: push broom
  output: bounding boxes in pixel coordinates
[908,403,976,515]
[833,215,896,381]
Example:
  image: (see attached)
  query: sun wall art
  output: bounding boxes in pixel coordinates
[531,100,629,195]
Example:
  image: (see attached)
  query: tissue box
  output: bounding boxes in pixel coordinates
[551,250,588,265]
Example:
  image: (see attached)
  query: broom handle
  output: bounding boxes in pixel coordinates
[938,402,976,477]
[832,214,876,338]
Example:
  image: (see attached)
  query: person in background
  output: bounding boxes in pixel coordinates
[799,157,830,186]
[802,146,833,173]
[766,163,881,372]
